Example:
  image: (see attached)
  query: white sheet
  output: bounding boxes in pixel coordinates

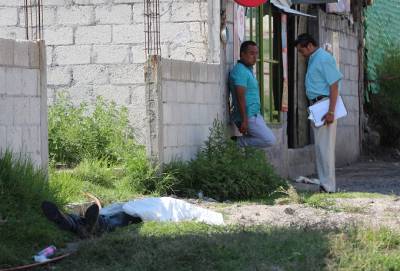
[100,197,225,226]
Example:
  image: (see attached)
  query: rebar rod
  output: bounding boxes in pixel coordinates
[144,0,161,58]
[23,0,43,40]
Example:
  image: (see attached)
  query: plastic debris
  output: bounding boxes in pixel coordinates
[295,176,320,185]
[33,245,56,263]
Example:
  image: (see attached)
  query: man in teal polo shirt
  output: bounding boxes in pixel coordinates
[295,33,343,193]
[229,41,276,148]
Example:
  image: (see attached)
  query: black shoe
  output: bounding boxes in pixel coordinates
[84,204,99,233]
[319,186,332,194]
[126,214,143,225]
[41,201,73,231]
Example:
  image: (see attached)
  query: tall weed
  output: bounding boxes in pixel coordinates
[73,159,116,188]
[136,121,286,201]
[48,94,158,202]
[48,93,136,166]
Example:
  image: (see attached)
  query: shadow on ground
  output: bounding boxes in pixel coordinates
[336,160,400,195]
[42,224,331,271]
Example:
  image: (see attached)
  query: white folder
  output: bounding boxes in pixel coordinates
[308,96,347,127]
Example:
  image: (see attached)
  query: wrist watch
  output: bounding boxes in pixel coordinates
[328,111,334,115]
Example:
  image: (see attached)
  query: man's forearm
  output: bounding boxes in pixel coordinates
[328,81,339,113]
[237,94,247,122]
[235,86,247,122]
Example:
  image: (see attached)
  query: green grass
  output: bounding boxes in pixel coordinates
[48,164,141,205]
[0,150,143,269]
[49,223,400,271]
[2,151,400,270]
[53,223,330,271]
[303,192,390,212]
[0,151,73,268]
[234,187,389,207]
[329,228,400,270]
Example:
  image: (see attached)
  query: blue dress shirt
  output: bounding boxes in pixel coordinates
[305,48,343,100]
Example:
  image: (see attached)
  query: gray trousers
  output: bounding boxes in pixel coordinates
[236,114,276,148]
[312,121,337,192]
[68,212,139,235]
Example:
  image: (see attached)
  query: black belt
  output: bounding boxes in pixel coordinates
[310,95,328,104]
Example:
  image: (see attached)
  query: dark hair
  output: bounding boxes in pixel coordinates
[294,33,317,48]
[240,40,257,54]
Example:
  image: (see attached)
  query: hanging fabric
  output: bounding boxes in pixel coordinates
[281,13,289,112]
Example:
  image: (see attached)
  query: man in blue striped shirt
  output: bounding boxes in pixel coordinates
[295,33,343,193]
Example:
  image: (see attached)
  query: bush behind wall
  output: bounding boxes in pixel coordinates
[368,46,400,147]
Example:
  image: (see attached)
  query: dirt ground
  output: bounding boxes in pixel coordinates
[337,159,400,195]
[205,158,400,231]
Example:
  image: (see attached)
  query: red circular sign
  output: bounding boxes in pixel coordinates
[234,0,267,7]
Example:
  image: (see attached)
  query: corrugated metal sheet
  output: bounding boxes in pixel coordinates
[291,0,337,3]
[271,0,316,17]
[365,0,400,94]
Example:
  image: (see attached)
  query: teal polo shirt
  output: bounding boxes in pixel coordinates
[229,61,261,122]
[305,48,343,100]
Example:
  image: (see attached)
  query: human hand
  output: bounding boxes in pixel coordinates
[322,111,334,125]
[239,120,248,134]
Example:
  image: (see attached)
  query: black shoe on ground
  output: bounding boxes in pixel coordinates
[84,204,99,233]
[124,213,143,225]
[41,201,73,231]
[319,185,333,194]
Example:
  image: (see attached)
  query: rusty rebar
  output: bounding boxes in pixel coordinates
[23,0,43,40]
[144,0,161,58]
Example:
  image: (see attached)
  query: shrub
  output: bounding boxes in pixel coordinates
[368,46,400,146]
[48,93,136,166]
[48,94,164,201]
[135,120,286,201]
[122,145,177,195]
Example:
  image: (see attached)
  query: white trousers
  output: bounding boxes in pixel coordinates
[312,121,337,192]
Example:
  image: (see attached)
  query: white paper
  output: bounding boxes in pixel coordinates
[308,96,347,127]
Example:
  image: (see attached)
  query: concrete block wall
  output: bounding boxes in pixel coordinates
[0,0,215,144]
[0,38,48,169]
[223,0,235,67]
[160,59,222,162]
[319,11,361,166]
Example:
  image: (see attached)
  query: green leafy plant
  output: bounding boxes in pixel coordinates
[122,144,178,195]
[368,46,400,146]
[48,93,136,166]
[48,94,166,202]
[136,120,286,201]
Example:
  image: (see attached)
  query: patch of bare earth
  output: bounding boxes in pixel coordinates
[217,197,400,231]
